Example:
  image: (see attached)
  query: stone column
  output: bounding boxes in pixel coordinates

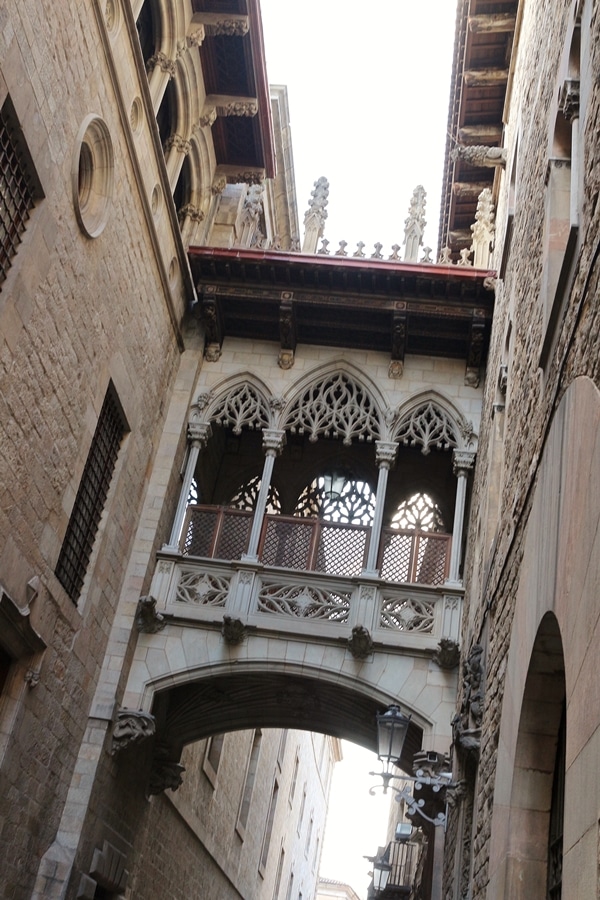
[447,450,476,584]
[362,441,398,575]
[164,422,212,550]
[242,429,286,562]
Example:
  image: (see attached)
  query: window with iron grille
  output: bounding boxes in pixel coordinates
[0,97,42,285]
[55,386,126,603]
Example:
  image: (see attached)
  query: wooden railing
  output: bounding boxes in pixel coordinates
[180,505,450,586]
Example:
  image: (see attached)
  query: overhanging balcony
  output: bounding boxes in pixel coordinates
[180,505,451,585]
[148,505,462,654]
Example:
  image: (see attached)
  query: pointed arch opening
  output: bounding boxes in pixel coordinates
[506,613,566,898]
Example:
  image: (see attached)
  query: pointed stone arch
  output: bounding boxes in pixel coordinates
[281,363,384,446]
[193,374,273,434]
[391,391,475,455]
[504,613,565,896]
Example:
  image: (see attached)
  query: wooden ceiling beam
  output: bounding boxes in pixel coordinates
[468,13,516,33]
[464,68,509,87]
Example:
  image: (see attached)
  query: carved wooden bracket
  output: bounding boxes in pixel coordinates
[278,295,296,369]
[199,288,223,360]
[465,315,486,387]
[389,311,407,378]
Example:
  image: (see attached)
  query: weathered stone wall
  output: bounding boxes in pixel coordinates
[0,0,191,894]
[448,0,600,896]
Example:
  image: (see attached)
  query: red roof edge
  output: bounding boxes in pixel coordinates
[188,245,496,281]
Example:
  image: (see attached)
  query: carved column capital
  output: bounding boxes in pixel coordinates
[146,51,176,78]
[187,421,212,447]
[558,77,580,122]
[111,709,155,755]
[262,429,286,456]
[375,440,398,468]
[164,133,192,155]
[452,449,476,476]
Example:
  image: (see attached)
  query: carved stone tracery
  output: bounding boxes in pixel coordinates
[209,383,270,434]
[393,401,460,455]
[284,372,381,445]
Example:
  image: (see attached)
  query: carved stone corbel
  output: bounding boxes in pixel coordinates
[433,637,460,669]
[135,595,166,634]
[111,709,156,756]
[222,616,246,645]
[347,625,373,659]
[149,747,186,795]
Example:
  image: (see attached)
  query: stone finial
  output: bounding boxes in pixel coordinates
[334,240,348,256]
[317,238,330,255]
[371,242,383,259]
[421,246,433,263]
[458,248,473,266]
[438,246,453,265]
[389,244,401,261]
[302,177,329,254]
[471,188,495,268]
[403,185,427,263]
[347,625,373,659]
[353,241,366,258]
[451,144,507,168]
[111,709,156,755]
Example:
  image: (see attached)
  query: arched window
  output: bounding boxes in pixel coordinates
[136,0,157,67]
[294,474,376,526]
[390,492,445,532]
[229,475,281,514]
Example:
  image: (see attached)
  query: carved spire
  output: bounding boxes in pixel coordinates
[302,176,329,254]
[403,185,427,263]
[470,188,495,268]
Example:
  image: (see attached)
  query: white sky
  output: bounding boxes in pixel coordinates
[258,4,457,896]
[260,0,457,257]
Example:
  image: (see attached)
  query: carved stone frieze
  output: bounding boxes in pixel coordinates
[200,15,250,37]
[135,595,166,633]
[111,709,156,755]
[216,100,258,117]
[347,625,373,659]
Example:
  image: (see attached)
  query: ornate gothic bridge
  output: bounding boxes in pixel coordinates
[120,362,478,789]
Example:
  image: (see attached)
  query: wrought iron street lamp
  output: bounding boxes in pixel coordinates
[371,705,456,829]
[372,855,392,893]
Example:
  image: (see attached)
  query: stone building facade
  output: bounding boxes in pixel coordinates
[439,0,600,898]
